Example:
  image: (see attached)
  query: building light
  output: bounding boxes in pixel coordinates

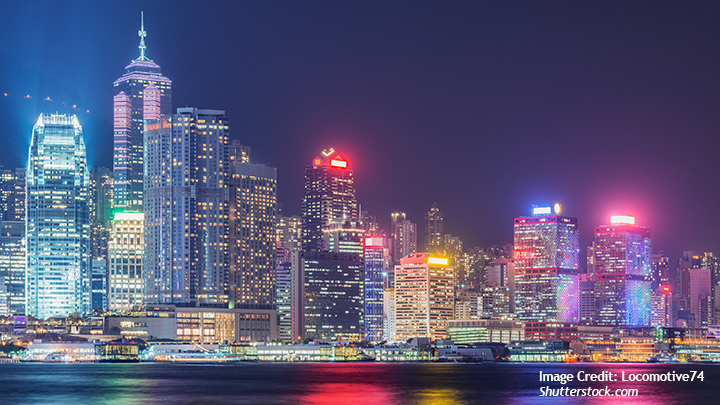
[533,206,552,216]
[554,203,562,215]
[610,215,635,225]
[330,159,347,168]
[428,257,448,266]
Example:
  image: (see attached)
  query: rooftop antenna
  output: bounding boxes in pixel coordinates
[136,11,149,61]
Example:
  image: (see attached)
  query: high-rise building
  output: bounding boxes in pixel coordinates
[513,205,579,323]
[650,286,672,327]
[391,212,417,265]
[229,162,277,310]
[650,253,670,293]
[383,288,396,341]
[26,114,90,318]
[91,258,108,311]
[425,203,444,252]
[484,257,515,313]
[364,236,388,342]
[89,167,113,259]
[113,12,172,210]
[301,149,357,252]
[276,215,303,342]
[108,212,144,310]
[0,221,25,315]
[0,167,25,222]
[394,253,454,341]
[303,251,364,341]
[144,108,229,306]
[578,273,595,326]
[688,268,712,328]
[594,215,651,326]
[323,218,365,255]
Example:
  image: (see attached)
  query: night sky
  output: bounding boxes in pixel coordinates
[2,1,720,266]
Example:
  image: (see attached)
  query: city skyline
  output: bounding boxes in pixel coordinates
[3,2,720,263]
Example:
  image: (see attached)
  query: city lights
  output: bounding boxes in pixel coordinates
[610,215,636,225]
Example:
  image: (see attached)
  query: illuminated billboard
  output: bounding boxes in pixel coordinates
[533,206,552,216]
[428,257,448,266]
[610,215,635,225]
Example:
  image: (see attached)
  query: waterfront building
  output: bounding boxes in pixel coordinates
[0,221,24,315]
[391,212,417,265]
[650,287,672,327]
[303,251,364,341]
[108,212,144,310]
[364,236,388,342]
[144,108,229,306]
[26,114,90,318]
[113,12,172,210]
[425,203,444,252]
[301,149,357,252]
[394,253,454,341]
[229,162,277,310]
[579,273,595,326]
[513,205,579,323]
[651,253,670,292]
[594,215,651,326]
[524,322,578,341]
[446,319,524,344]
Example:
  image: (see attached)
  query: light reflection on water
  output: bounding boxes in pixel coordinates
[0,362,716,404]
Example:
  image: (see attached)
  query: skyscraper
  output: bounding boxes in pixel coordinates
[301,149,357,252]
[513,205,579,323]
[425,203,444,252]
[594,215,651,326]
[394,253,454,341]
[229,162,277,310]
[89,167,113,259]
[26,114,90,318]
[0,221,25,315]
[364,236,388,342]
[391,212,417,265]
[144,108,229,305]
[113,12,172,210]
[108,212,144,310]
[276,215,303,342]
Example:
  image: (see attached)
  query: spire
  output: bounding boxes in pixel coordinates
[136,11,150,62]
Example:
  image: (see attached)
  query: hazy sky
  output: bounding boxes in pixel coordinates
[2,1,720,265]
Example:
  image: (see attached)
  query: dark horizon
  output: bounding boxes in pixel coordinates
[2,1,720,267]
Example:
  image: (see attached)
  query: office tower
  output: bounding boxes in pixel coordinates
[323,218,365,254]
[651,253,670,292]
[484,257,515,313]
[144,108,229,305]
[301,149,357,252]
[513,205,579,323]
[594,215,651,326]
[394,253,454,341]
[364,236,388,342]
[229,162,277,309]
[586,244,595,275]
[26,114,90,318]
[108,212,144,310]
[391,212,417,265]
[91,258,108,311]
[444,234,464,287]
[276,215,303,341]
[688,268,712,328]
[650,286,672,327]
[455,289,481,319]
[89,167,113,259]
[113,13,172,210]
[479,286,510,317]
[425,203,444,252]
[579,273,595,325]
[0,221,25,315]
[303,251,364,341]
[0,168,25,222]
[383,288,396,341]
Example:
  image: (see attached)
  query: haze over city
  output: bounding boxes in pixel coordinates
[2,1,720,263]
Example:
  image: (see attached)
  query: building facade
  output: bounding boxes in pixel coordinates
[144,108,229,306]
[0,221,25,315]
[108,212,144,310]
[26,114,90,318]
[364,236,388,342]
[394,253,454,341]
[594,215,651,326]
[513,206,580,323]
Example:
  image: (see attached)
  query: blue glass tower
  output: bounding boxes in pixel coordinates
[26,114,90,318]
[364,237,387,342]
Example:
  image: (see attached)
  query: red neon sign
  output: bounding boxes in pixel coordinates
[313,158,321,166]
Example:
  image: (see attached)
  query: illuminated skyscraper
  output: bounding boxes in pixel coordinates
[303,251,364,341]
[113,12,172,210]
[144,108,229,305]
[0,221,25,315]
[425,203,444,252]
[513,205,579,323]
[301,149,357,252]
[650,253,669,293]
[89,167,113,259]
[26,114,90,318]
[276,215,303,341]
[394,253,454,341]
[594,215,651,326]
[108,212,144,310]
[364,236,388,342]
[229,162,277,310]
[391,212,417,265]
